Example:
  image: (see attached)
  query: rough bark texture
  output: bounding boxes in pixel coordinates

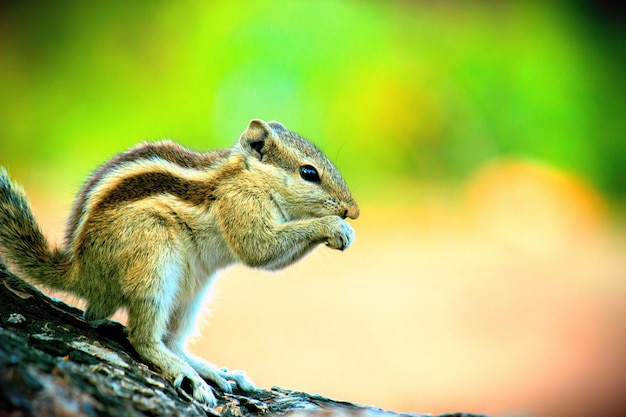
[0,262,486,417]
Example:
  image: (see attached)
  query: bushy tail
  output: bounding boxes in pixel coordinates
[0,167,71,290]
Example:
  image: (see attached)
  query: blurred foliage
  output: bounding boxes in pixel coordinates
[0,0,624,202]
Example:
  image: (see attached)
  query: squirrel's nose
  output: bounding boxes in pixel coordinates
[345,203,360,220]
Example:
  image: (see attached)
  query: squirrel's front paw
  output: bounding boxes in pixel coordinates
[324,216,355,251]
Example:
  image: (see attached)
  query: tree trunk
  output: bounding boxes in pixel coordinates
[0,262,486,417]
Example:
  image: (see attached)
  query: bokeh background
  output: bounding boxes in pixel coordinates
[1,1,625,416]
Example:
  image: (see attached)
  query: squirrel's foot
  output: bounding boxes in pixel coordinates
[218,367,256,392]
[185,354,256,393]
[173,370,218,406]
[130,339,220,406]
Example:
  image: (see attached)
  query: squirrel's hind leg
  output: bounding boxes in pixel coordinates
[163,276,256,393]
[122,244,218,405]
[127,292,218,405]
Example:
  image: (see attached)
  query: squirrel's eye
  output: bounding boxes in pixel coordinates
[299,165,320,183]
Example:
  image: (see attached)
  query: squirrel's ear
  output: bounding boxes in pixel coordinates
[268,121,287,132]
[240,119,274,160]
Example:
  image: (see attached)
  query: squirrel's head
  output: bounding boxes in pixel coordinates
[237,119,359,221]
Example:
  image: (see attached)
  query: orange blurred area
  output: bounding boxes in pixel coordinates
[32,161,626,417]
[465,159,606,256]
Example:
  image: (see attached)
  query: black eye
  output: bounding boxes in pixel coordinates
[299,165,320,183]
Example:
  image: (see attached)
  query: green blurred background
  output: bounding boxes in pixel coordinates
[1,1,624,203]
[1,1,625,417]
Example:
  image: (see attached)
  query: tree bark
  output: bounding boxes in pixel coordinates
[0,262,486,417]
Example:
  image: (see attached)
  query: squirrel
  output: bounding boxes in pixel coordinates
[0,119,359,406]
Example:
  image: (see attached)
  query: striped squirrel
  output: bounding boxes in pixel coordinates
[0,119,359,406]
